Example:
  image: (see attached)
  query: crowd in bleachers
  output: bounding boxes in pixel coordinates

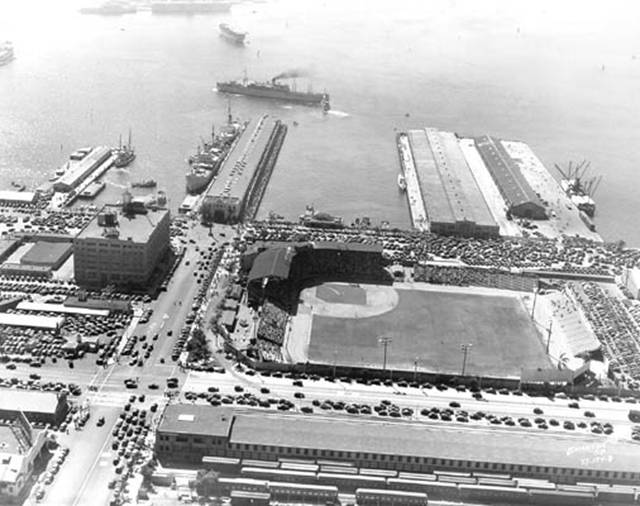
[242,222,640,276]
[257,302,288,345]
[569,282,640,388]
[413,264,537,292]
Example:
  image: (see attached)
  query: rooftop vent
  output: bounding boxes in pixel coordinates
[178,414,195,422]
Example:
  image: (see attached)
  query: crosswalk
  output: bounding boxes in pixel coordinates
[87,391,165,408]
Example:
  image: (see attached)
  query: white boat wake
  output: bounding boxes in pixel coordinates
[327,109,350,118]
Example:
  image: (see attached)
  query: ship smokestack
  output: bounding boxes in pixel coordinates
[272,68,310,81]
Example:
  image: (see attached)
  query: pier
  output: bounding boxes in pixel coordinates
[396,133,428,231]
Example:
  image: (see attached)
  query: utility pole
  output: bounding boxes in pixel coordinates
[530,284,539,320]
[378,337,392,373]
[460,343,472,376]
[546,320,553,354]
[332,350,338,379]
[413,357,418,383]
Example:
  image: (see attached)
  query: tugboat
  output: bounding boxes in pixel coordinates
[113,130,136,168]
[131,179,157,188]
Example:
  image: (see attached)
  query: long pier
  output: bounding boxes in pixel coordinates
[396,134,428,231]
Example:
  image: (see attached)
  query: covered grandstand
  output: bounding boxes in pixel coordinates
[407,128,499,238]
[474,136,546,219]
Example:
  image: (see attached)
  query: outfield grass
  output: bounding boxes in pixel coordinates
[307,288,550,377]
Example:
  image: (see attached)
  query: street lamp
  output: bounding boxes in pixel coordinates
[460,343,472,376]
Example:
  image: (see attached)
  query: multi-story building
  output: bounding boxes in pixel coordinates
[0,413,48,504]
[73,203,170,289]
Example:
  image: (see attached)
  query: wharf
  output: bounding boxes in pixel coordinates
[503,141,602,242]
[396,134,428,231]
[79,181,106,199]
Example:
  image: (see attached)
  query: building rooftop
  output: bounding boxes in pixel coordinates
[206,115,273,202]
[76,205,169,244]
[408,128,497,228]
[55,147,111,189]
[16,301,108,317]
[474,136,544,210]
[248,247,295,282]
[224,409,640,473]
[0,191,36,203]
[20,241,72,267]
[0,312,63,330]
[0,390,61,415]
[0,426,22,455]
[158,405,234,437]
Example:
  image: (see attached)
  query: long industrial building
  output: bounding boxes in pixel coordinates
[53,146,112,193]
[474,136,547,219]
[404,129,499,238]
[201,115,286,224]
[156,405,640,486]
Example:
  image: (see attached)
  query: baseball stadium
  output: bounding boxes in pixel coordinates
[241,241,552,379]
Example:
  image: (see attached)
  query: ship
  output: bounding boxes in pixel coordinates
[79,1,137,14]
[185,105,244,194]
[131,179,157,188]
[397,174,407,191]
[299,205,343,229]
[217,73,330,110]
[113,130,136,168]
[151,0,231,14]
[0,41,14,66]
[219,23,247,44]
[555,160,601,218]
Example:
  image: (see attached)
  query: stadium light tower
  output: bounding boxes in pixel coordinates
[460,343,473,376]
[378,336,392,372]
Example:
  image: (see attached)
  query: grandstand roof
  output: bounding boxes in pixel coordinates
[311,242,383,253]
[248,247,295,282]
[474,136,545,213]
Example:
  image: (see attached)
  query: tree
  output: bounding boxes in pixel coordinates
[191,469,220,498]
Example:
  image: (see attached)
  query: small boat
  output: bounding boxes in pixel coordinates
[397,174,407,191]
[219,23,247,44]
[11,181,26,192]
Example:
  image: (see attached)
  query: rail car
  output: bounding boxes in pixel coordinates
[355,488,428,506]
[269,481,338,504]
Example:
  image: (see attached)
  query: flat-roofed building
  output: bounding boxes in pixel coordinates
[156,405,640,486]
[73,204,170,289]
[20,241,72,270]
[474,136,546,219]
[0,313,63,331]
[407,129,499,238]
[0,390,68,425]
[0,191,36,205]
[0,413,48,504]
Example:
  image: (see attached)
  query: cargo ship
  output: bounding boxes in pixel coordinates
[113,131,135,168]
[217,74,330,110]
[299,205,343,229]
[79,1,137,15]
[185,108,245,194]
[555,161,601,218]
[151,0,231,14]
[0,41,14,66]
[219,23,247,44]
[131,179,157,188]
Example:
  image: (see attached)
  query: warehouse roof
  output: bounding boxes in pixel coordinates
[0,390,61,415]
[20,241,72,266]
[474,136,544,210]
[0,312,63,329]
[16,301,108,317]
[226,409,639,473]
[0,191,36,203]
[158,405,234,437]
[55,146,111,189]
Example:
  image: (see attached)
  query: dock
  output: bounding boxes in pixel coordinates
[79,181,106,199]
[396,133,428,231]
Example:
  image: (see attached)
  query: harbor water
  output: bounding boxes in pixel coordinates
[1,0,640,243]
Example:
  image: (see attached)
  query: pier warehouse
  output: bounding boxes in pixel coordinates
[404,128,499,238]
[52,146,112,193]
[155,405,640,486]
[474,136,546,219]
[201,115,287,224]
[73,203,170,289]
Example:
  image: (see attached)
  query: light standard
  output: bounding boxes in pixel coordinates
[460,343,472,376]
[413,356,418,383]
[378,337,392,373]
